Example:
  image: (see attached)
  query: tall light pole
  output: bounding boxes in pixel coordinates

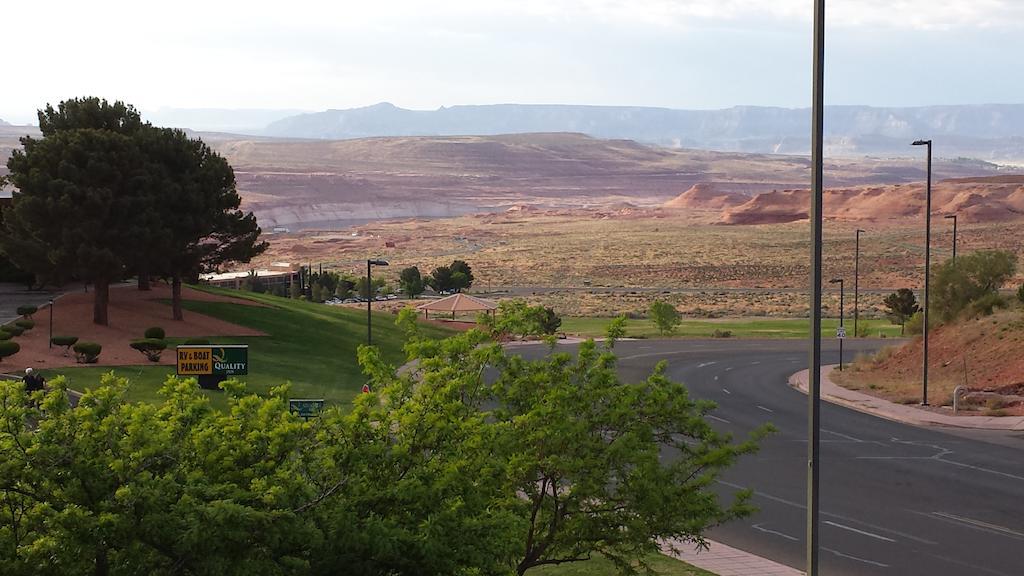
[366,259,389,346]
[912,139,932,406]
[830,278,845,371]
[807,0,826,573]
[944,214,957,261]
[854,229,864,339]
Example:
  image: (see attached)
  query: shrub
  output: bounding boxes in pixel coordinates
[130,338,167,362]
[184,337,210,345]
[144,326,166,340]
[14,319,35,330]
[711,329,733,338]
[1018,283,1024,304]
[73,342,102,364]
[0,331,10,341]
[2,325,25,337]
[51,336,79,356]
[971,293,1008,317]
[905,311,924,335]
[649,300,681,335]
[16,305,38,318]
[0,340,20,362]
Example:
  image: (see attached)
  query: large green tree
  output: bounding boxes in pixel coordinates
[649,300,681,335]
[882,288,920,334]
[931,250,1017,322]
[399,266,425,299]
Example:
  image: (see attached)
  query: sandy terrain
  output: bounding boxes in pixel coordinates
[3,284,265,371]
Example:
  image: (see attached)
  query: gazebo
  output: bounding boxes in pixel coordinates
[415,293,497,320]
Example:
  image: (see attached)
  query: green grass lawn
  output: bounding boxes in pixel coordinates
[40,287,455,408]
[561,316,903,339]
[534,552,714,575]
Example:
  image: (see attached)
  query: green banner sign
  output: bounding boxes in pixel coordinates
[177,345,248,376]
[289,398,325,420]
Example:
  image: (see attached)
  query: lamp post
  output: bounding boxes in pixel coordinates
[829,278,844,371]
[366,259,389,346]
[944,214,957,261]
[912,139,932,406]
[854,229,864,339]
[807,0,826,572]
[48,299,54,349]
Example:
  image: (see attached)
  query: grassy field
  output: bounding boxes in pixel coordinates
[41,287,455,408]
[561,316,903,339]
[535,552,714,576]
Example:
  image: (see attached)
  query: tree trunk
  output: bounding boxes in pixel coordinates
[94,547,109,576]
[172,275,183,321]
[93,279,109,326]
[137,268,151,291]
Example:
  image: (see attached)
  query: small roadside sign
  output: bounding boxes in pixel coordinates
[176,345,249,376]
[289,398,325,420]
[836,326,846,339]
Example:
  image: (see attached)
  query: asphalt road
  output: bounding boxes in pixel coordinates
[513,338,1024,576]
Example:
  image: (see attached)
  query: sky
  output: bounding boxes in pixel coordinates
[3,0,1024,124]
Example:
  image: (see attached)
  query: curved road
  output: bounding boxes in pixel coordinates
[515,338,1024,576]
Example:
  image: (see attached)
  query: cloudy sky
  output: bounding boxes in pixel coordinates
[3,0,1023,123]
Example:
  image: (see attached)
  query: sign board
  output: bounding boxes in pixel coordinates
[176,345,249,377]
[289,398,325,420]
[836,326,846,339]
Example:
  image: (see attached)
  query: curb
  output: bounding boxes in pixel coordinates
[660,537,803,576]
[788,366,1024,431]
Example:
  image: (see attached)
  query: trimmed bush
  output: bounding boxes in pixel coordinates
[144,326,166,340]
[130,338,167,362]
[16,305,38,318]
[711,329,733,338]
[0,341,20,362]
[0,331,11,341]
[183,337,210,345]
[73,342,102,364]
[2,325,25,337]
[14,319,35,330]
[51,335,79,356]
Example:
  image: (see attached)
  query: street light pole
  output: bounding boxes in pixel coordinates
[854,229,864,339]
[912,139,932,406]
[830,278,844,371]
[807,0,826,573]
[944,214,957,261]
[366,259,389,346]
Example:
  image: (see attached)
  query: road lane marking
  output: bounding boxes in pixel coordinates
[713,375,719,381]
[717,480,938,546]
[825,520,896,542]
[697,361,717,368]
[752,523,798,541]
[859,438,1024,482]
[707,415,731,424]
[930,512,1024,540]
[721,388,730,394]
[724,366,733,371]
[757,405,774,413]
[750,361,760,365]
[822,428,863,443]
[822,546,890,568]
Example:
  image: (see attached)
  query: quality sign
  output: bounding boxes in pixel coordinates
[176,345,249,376]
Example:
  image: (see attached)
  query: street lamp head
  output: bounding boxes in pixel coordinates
[829,278,842,284]
[368,259,389,266]
[856,229,865,234]
[943,214,956,219]
[911,139,931,146]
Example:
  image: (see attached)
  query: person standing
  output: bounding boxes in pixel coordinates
[23,368,45,392]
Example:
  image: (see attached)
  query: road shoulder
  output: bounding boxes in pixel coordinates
[789,365,1024,431]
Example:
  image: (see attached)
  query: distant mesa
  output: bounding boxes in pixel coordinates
[663,183,745,211]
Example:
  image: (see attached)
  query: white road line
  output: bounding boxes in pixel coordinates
[717,480,938,546]
[750,360,760,365]
[825,520,896,542]
[757,405,774,413]
[822,546,890,568]
[721,388,730,394]
[930,512,1024,540]
[822,428,864,443]
[713,375,719,381]
[752,523,799,541]
[707,415,731,424]
[724,366,734,371]
[697,361,717,368]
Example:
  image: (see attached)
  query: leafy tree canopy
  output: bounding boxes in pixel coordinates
[931,250,1017,322]
[649,300,681,335]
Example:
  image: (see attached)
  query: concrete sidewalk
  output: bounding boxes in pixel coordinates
[789,365,1024,431]
[660,538,803,576]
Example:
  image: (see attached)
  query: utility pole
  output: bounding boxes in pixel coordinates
[854,229,864,338]
[807,0,826,573]
[912,139,933,406]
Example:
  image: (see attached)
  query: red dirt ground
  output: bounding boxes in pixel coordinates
[3,284,265,371]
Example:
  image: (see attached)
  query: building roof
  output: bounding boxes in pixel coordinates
[415,293,497,313]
